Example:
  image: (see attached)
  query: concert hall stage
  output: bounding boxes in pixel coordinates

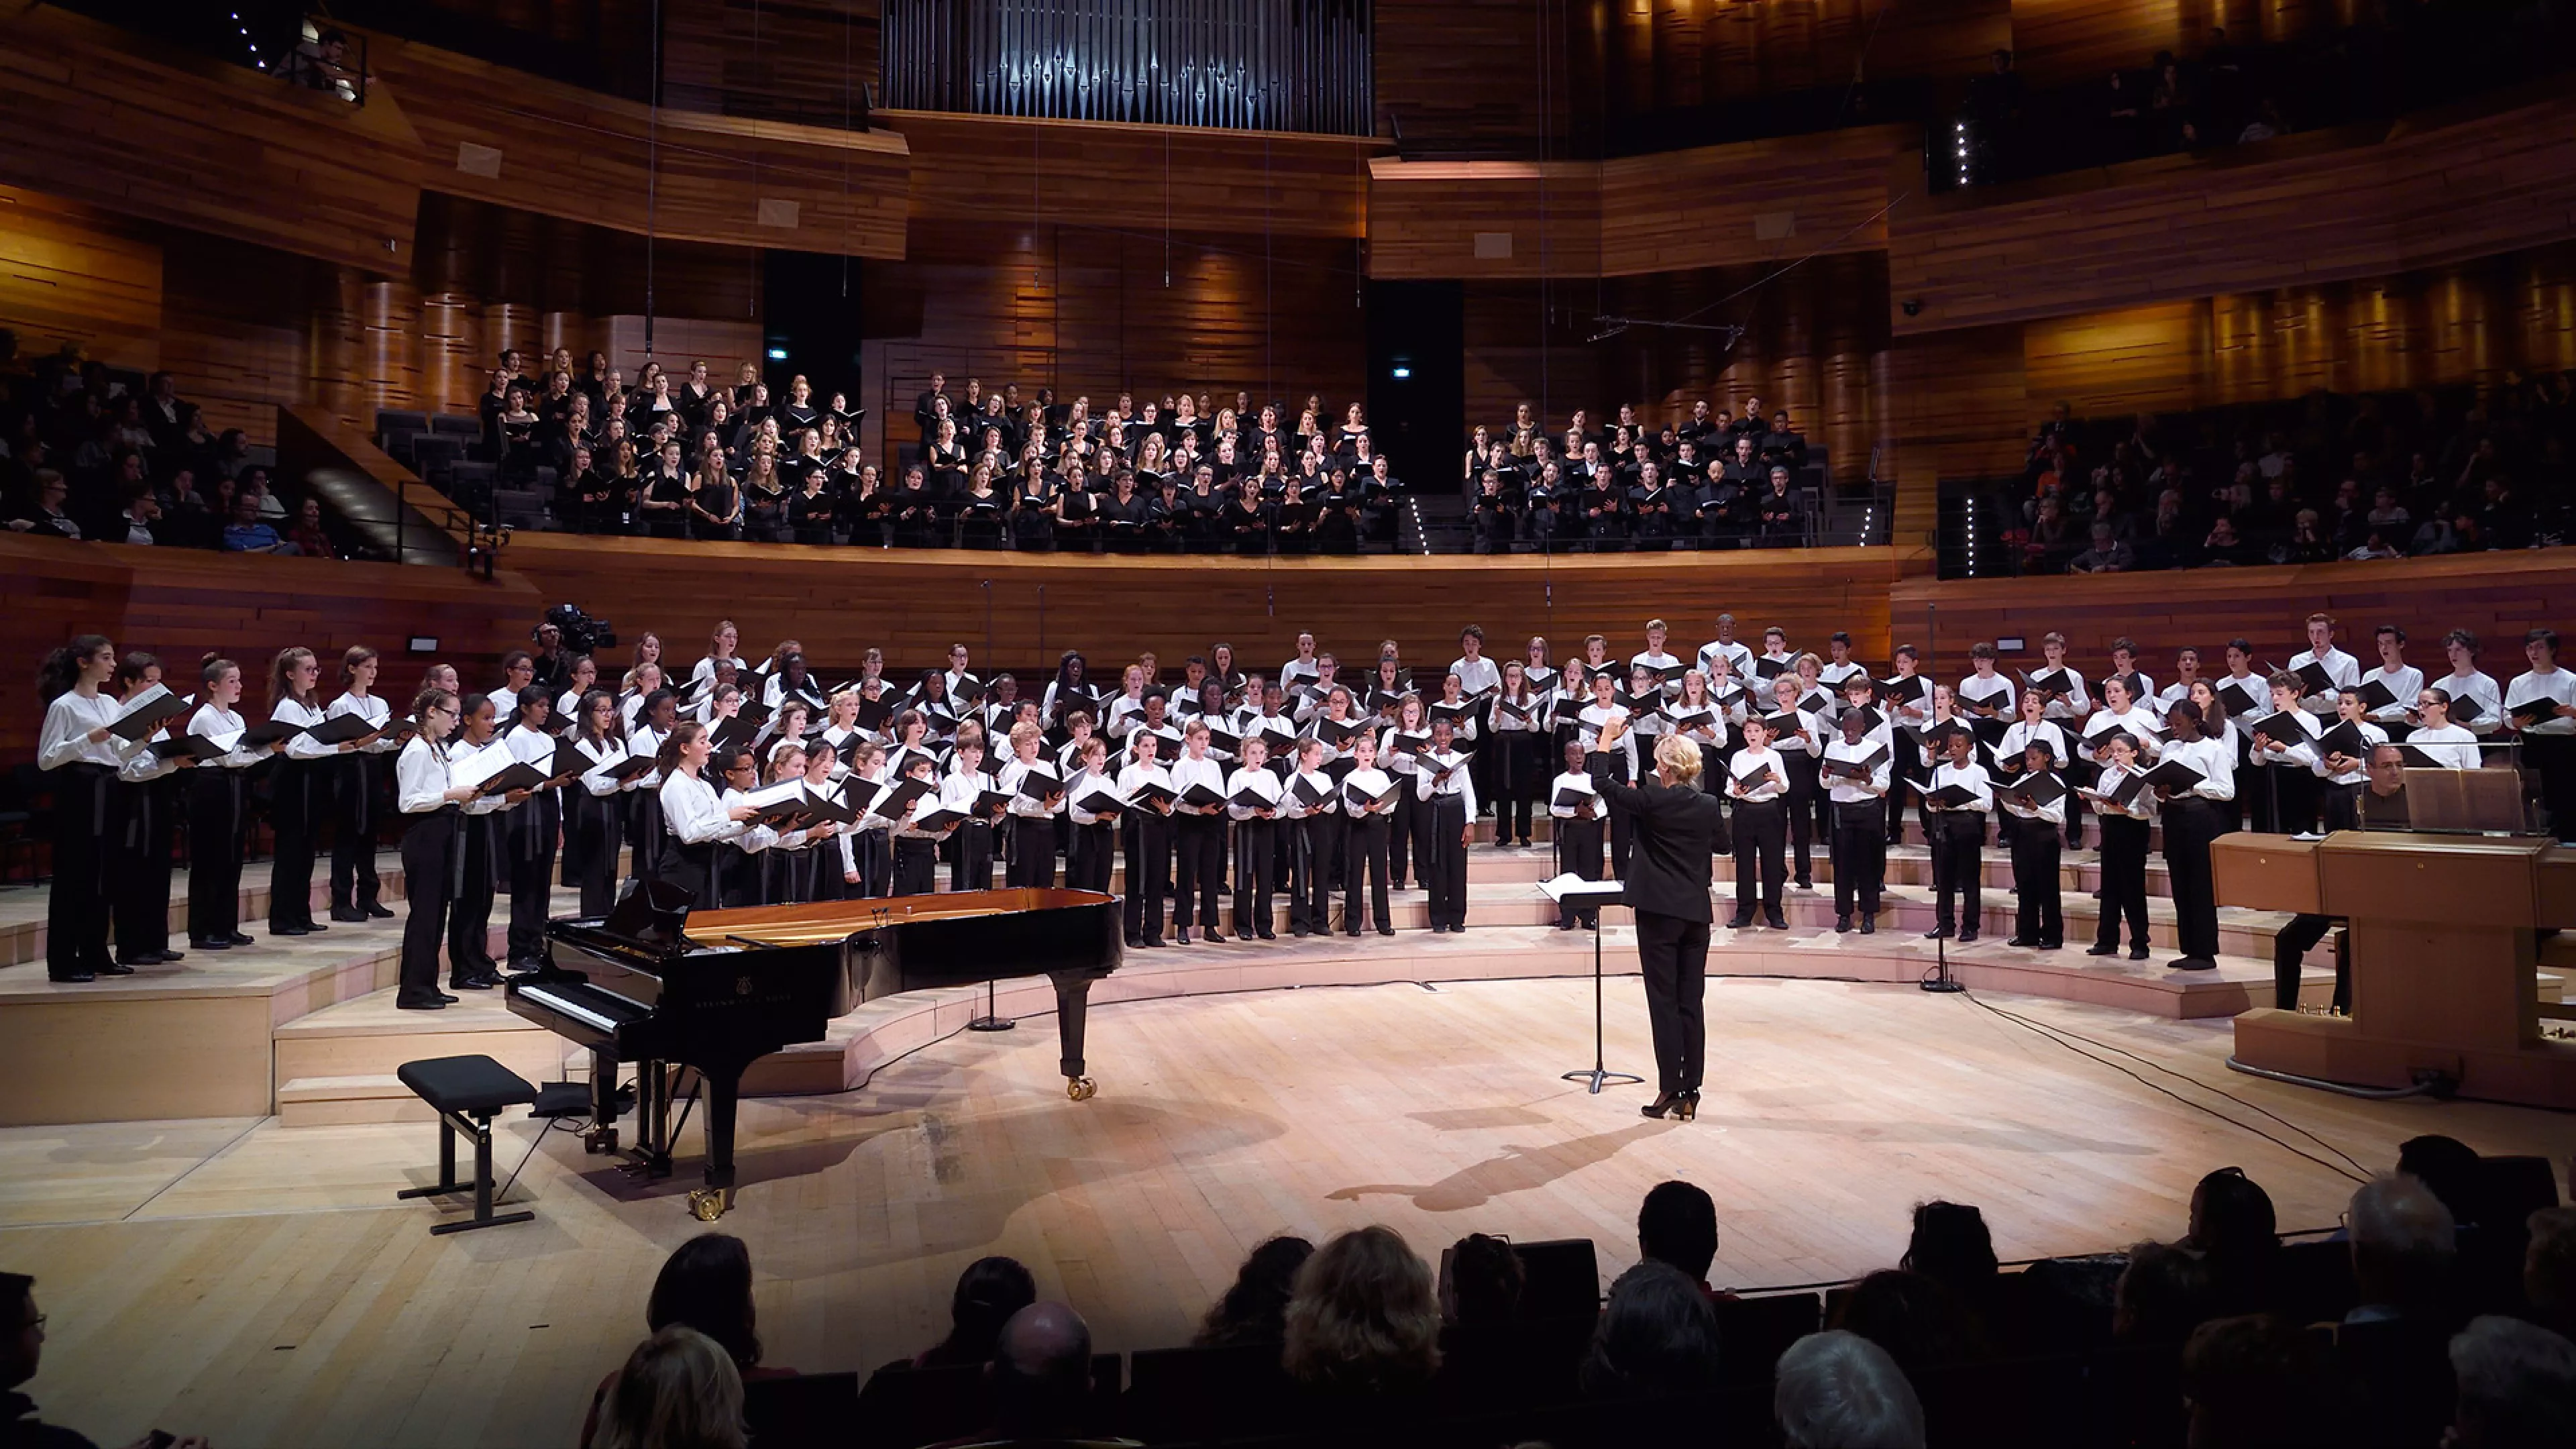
[2,843,2570,1447]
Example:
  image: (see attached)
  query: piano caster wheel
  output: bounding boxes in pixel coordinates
[688,1187,732,1221]
[1065,1077,1097,1102]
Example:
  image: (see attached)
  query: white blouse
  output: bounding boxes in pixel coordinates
[660,769,746,845]
[39,690,132,771]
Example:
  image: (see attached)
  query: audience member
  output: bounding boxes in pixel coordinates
[914,1257,1039,1369]
[2528,1206,2576,1340]
[1441,1234,1525,1328]
[1772,1330,1925,1449]
[1281,1226,1441,1403]
[2111,1240,2216,1345]
[588,1326,745,1449]
[1898,1201,2002,1340]
[1191,1236,1313,1348]
[1829,1270,1984,1375]
[1637,1179,1729,1300]
[930,1302,1136,1449]
[217,491,294,555]
[2178,1313,2345,1448]
[2447,1314,2576,1448]
[2182,1166,2280,1316]
[582,1234,792,1447]
[1576,1260,1721,1400]
[4,1272,209,1449]
[2343,1173,2467,1448]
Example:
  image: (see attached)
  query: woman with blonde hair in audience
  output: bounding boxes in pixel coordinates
[1282,1224,1441,1406]
[586,1326,746,1449]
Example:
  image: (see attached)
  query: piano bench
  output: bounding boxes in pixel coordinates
[394,1054,540,1236]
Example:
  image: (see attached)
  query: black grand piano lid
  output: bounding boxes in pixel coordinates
[600,879,698,949]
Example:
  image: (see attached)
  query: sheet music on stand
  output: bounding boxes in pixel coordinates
[1535,875,1642,1093]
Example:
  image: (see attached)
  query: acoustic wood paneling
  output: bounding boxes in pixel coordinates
[1371,0,1568,152]
[863,219,1369,455]
[1889,89,2576,334]
[663,0,881,129]
[1880,323,2031,555]
[158,236,323,450]
[1889,551,2576,680]
[2005,0,2353,87]
[882,111,1381,241]
[358,28,911,260]
[0,186,162,371]
[0,7,423,276]
[0,536,533,760]
[1368,125,1912,280]
[1607,0,2010,109]
[496,533,1904,678]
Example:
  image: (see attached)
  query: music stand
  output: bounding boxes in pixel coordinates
[1539,874,1644,1093]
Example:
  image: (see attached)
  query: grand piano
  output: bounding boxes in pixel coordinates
[509,883,1123,1218]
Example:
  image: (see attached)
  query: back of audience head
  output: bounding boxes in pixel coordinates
[2113,1240,2216,1344]
[2181,1313,2343,1448]
[1832,1270,1982,1373]
[3,1271,36,1390]
[2448,1314,2576,1449]
[1899,1201,1997,1297]
[1443,1233,1525,1328]
[647,1234,762,1371]
[594,1325,746,1449]
[1194,1235,1313,1348]
[989,1301,1096,1436]
[1578,1260,1721,1400]
[2396,1134,2484,1225]
[1638,1179,1719,1288]
[1773,1330,1925,1449]
[921,1256,1038,1367]
[2528,1206,2576,1338]
[2348,1174,2458,1315]
[1282,1225,1441,1395]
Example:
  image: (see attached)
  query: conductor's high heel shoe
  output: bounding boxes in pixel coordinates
[1640,1092,1680,1120]
[1672,1092,1700,1122]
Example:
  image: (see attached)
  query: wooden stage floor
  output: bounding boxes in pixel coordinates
[3,971,2567,1449]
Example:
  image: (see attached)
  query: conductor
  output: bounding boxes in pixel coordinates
[1591,715,1729,1121]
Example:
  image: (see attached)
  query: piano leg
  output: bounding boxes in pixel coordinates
[689,1071,741,1222]
[585,1047,621,1155]
[1049,969,1099,1101]
[637,1061,674,1179]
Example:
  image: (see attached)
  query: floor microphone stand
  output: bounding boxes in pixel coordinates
[1922,600,1962,994]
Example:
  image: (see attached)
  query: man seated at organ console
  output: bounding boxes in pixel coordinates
[2270,743,2414,1012]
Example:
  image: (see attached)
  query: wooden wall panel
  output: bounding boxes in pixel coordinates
[1371,1,1566,153]
[159,237,321,450]
[882,111,1381,241]
[2005,0,2353,88]
[0,7,423,277]
[1889,551,2576,680]
[360,30,910,260]
[1368,125,1911,280]
[497,534,1904,679]
[1880,323,2031,557]
[1889,90,2576,334]
[1607,0,2009,111]
[0,537,533,761]
[0,186,162,371]
[863,219,1368,458]
[663,0,881,129]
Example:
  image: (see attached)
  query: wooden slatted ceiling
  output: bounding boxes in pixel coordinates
[1888,88,2576,335]
[881,110,1382,241]
[356,28,912,260]
[0,6,423,278]
[1367,125,1915,280]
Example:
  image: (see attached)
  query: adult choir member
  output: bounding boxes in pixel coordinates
[1587,714,1728,1122]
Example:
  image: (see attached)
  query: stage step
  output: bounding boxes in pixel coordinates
[273,987,580,1126]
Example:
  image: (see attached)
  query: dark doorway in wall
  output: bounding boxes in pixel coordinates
[761,251,865,405]
[1365,280,1463,487]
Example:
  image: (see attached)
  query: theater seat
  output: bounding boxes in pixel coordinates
[1713,1291,1822,1385]
[742,1371,857,1446]
[853,1353,1122,1449]
[1124,1341,1295,1444]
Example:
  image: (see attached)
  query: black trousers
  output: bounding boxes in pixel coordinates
[2062,760,2094,849]
[330,751,384,914]
[111,777,178,959]
[186,769,248,945]
[2272,912,2345,1012]
[501,792,558,965]
[1343,815,1393,932]
[1294,815,1343,934]
[720,844,767,909]
[1499,731,1545,843]
[855,830,894,898]
[2319,779,2363,833]
[562,788,625,918]
[1173,814,1225,928]
[1067,818,1113,893]
[1886,732,1924,844]
[2260,764,2318,835]
[627,790,667,890]
[1232,818,1277,935]
[952,820,996,892]
[268,759,325,931]
[1389,788,1430,887]
[1829,798,1886,917]
[448,812,498,977]
[1424,794,1469,928]
[662,838,718,910]
[2163,796,2227,961]
[1930,812,1986,933]
[2530,734,2576,843]
[894,837,941,896]
[2095,814,2152,951]
[1554,814,1605,927]
[396,808,460,1006]
[1731,800,1786,918]
[1782,752,1819,883]
[2009,822,2063,945]
[1637,910,1711,1095]
[46,763,115,977]
[1592,752,1636,877]
[1007,814,1057,888]
[1121,815,1171,941]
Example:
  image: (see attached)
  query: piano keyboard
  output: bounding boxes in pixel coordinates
[517,981,650,1035]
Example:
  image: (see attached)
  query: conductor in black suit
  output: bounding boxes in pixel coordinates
[1591,715,1729,1121]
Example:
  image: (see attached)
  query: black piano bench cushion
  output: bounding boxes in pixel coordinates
[397,1055,539,1117]
[529,1081,593,1119]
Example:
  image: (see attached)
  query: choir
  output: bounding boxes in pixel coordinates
[30,612,2573,994]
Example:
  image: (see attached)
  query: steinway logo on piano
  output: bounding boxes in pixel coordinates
[736,975,753,996]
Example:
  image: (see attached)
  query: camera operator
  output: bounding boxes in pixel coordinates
[529,621,572,691]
